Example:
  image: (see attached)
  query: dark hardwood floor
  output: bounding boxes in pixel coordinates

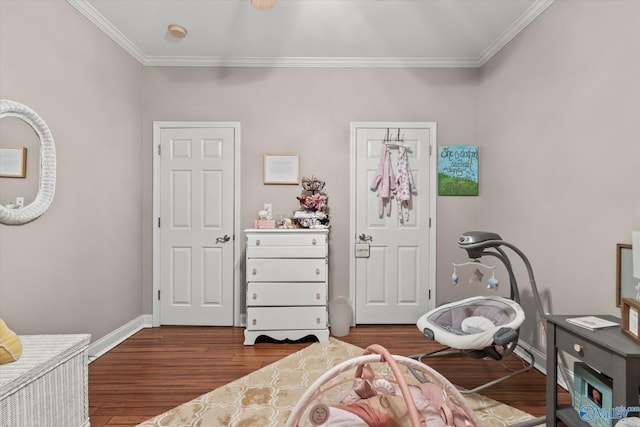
[89,325,570,426]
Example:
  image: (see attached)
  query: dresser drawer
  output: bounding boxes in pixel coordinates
[246,258,326,282]
[555,327,615,372]
[246,233,327,258]
[247,282,326,306]
[246,233,327,248]
[246,306,327,331]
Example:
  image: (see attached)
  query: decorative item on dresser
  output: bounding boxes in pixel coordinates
[244,228,329,345]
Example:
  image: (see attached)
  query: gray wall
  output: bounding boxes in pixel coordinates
[140,67,479,315]
[475,0,640,347]
[0,0,144,340]
[1,0,638,353]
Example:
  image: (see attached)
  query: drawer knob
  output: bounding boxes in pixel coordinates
[316,292,321,299]
[252,293,257,300]
[255,239,260,246]
[312,238,317,245]
[316,317,321,324]
[252,319,257,325]
[573,343,583,353]
[252,268,257,275]
[315,268,320,275]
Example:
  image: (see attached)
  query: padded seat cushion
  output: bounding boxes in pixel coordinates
[0,319,22,364]
[416,296,525,350]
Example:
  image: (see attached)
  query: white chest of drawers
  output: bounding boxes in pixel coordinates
[243,228,330,345]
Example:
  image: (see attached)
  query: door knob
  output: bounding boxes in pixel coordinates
[358,233,372,242]
[216,235,231,243]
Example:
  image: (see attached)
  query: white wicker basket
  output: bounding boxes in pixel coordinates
[0,334,91,427]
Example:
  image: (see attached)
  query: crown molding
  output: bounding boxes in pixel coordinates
[67,0,147,63]
[477,0,555,67]
[140,56,481,68]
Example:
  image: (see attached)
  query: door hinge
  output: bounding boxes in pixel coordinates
[157,144,161,156]
[429,144,432,156]
[428,289,432,300]
[157,290,160,300]
[429,217,432,228]
[158,217,161,228]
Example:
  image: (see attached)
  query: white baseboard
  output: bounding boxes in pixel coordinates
[88,314,153,362]
[515,341,547,374]
[515,340,572,391]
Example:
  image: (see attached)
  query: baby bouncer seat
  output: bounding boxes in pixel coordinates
[411,231,547,394]
[286,344,483,427]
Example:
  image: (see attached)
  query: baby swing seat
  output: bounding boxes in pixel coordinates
[410,231,544,395]
[416,295,524,360]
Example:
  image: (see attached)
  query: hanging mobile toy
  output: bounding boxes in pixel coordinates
[487,272,499,290]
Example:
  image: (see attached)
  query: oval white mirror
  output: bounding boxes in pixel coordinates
[0,100,56,225]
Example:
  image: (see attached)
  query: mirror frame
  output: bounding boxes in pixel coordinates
[0,100,56,225]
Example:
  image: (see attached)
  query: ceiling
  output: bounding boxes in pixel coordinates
[67,0,554,68]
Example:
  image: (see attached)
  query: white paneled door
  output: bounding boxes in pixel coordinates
[351,123,436,323]
[153,122,239,326]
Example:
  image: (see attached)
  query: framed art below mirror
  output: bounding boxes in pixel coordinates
[616,243,640,307]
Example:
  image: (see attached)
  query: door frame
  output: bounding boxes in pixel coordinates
[349,121,437,323]
[152,121,242,327]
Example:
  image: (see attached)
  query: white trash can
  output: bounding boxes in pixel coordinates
[329,296,351,337]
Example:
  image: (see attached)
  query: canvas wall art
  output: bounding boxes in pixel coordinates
[438,145,479,196]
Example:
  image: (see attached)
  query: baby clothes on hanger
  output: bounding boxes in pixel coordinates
[370,145,396,216]
[394,145,416,221]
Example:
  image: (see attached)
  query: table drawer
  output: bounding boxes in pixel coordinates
[247,282,326,306]
[555,327,616,374]
[246,258,326,282]
[246,307,327,331]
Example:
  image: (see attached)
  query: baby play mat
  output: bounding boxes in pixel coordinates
[137,338,538,427]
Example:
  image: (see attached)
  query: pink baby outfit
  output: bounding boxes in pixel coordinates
[370,146,396,216]
[394,145,416,221]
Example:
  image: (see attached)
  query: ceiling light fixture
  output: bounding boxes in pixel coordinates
[168,24,187,39]
[250,0,276,10]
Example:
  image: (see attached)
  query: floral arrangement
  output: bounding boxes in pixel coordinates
[296,193,327,212]
[293,176,330,228]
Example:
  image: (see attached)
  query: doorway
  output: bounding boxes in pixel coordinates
[152,122,241,326]
[350,122,437,323]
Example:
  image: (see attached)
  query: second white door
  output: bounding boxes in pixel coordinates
[351,122,436,324]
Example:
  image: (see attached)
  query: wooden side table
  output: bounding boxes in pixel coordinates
[546,315,640,426]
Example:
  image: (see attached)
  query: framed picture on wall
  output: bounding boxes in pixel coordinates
[0,146,27,178]
[263,153,299,185]
[621,297,640,345]
[616,243,640,307]
[437,145,478,196]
